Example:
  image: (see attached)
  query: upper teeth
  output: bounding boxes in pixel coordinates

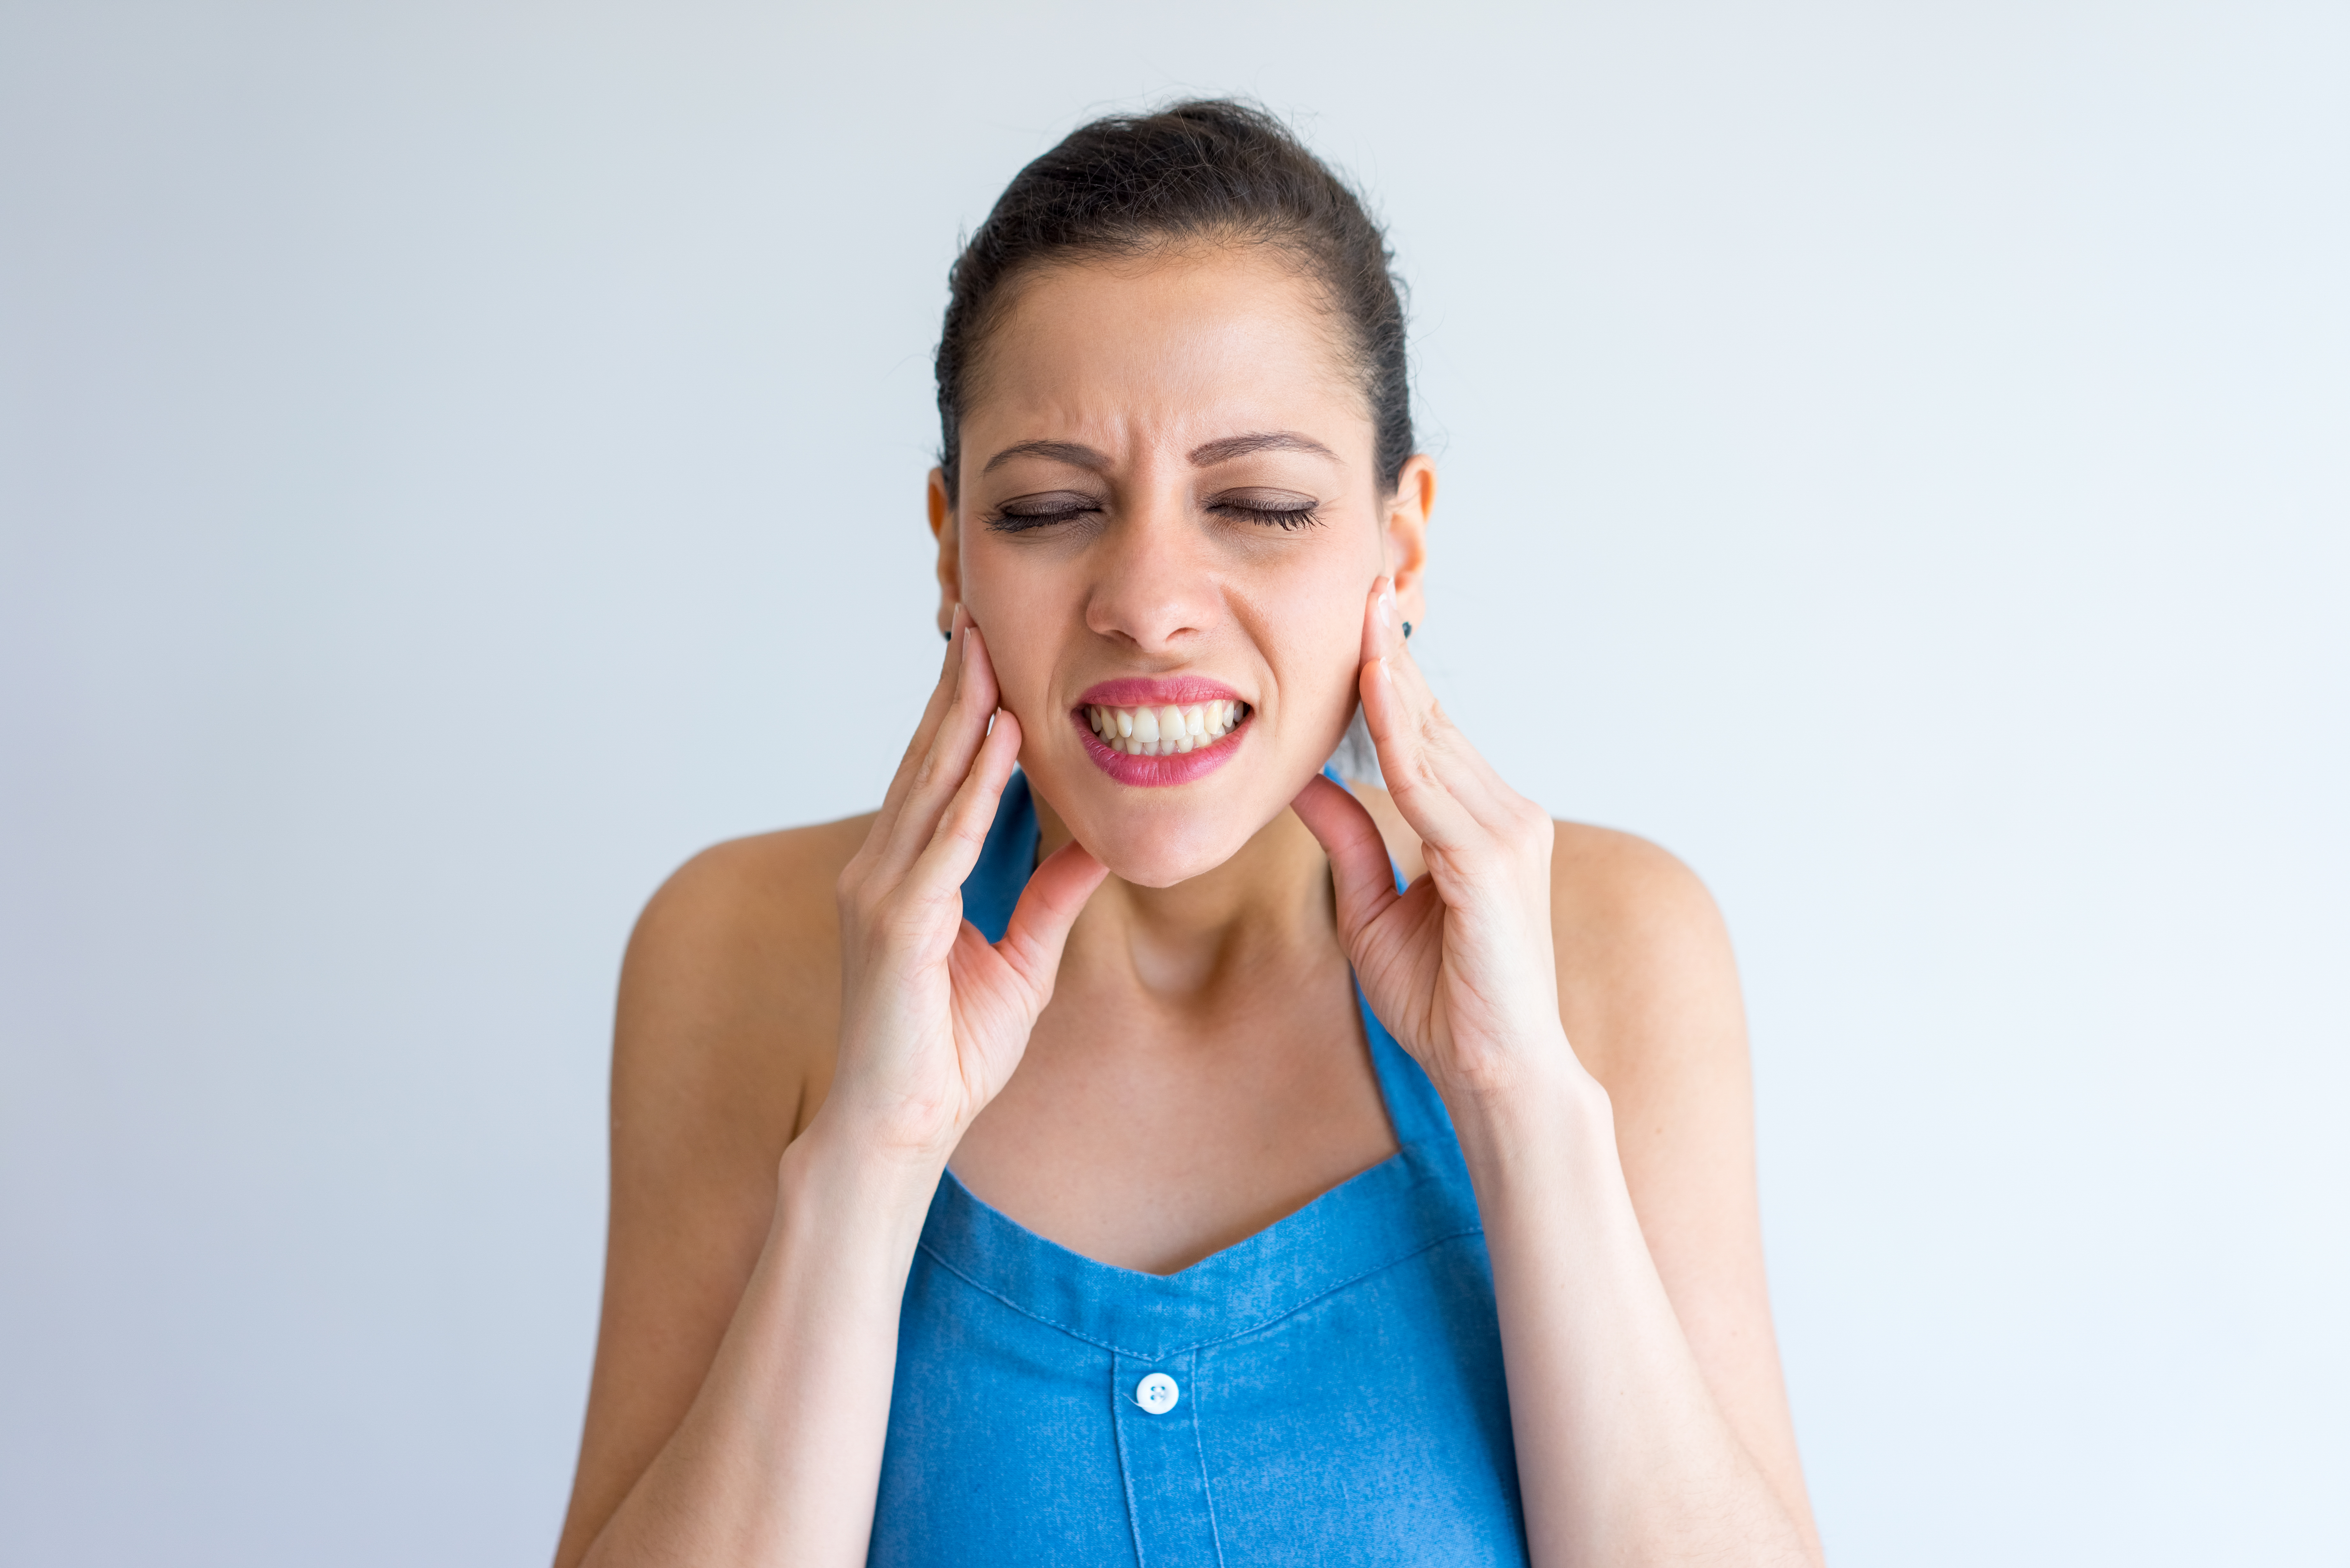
[1085,700,1247,756]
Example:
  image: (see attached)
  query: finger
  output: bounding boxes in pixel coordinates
[1376,627,1520,824]
[876,621,1004,879]
[1289,772,1401,943]
[870,604,971,844]
[1362,652,1516,832]
[994,840,1110,997]
[1359,581,1523,841]
[1365,577,1505,797]
[898,703,1024,909]
[1355,579,1485,852]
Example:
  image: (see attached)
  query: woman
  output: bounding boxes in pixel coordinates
[555,101,1822,1568]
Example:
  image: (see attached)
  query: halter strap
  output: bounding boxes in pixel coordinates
[960,770,1039,945]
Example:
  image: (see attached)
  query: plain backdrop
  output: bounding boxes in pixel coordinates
[3,2,2345,1564]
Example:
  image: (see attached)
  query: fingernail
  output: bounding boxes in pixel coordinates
[1374,577,1396,629]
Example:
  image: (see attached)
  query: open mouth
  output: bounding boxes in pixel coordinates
[1079,699,1251,757]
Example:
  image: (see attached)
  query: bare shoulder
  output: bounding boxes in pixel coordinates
[1346,781,1746,1115]
[1333,784,1743,1103]
[1543,820,1762,1258]
[1545,821,1747,1098]
[615,812,873,1148]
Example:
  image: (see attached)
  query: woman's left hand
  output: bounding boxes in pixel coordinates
[1291,576,1586,1108]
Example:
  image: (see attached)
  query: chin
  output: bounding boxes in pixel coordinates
[1022,743,1305,889]
[1055,784,1270,887]
[1092,831,1251,890]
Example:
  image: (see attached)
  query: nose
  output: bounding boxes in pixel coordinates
[1085,497,1220,654]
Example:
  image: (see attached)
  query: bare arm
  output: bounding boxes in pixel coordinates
[1550,827,1820,1561]
[1463,830,1820,1567]
[553,614,1105,1567]
[550,826,848,1568]
[568,1122,944,1567]
[1295,576,1819,1567]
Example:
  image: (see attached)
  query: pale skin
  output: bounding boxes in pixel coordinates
[553,245,1824,1567]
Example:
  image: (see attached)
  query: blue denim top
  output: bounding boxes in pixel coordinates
[871,770,1529,1566]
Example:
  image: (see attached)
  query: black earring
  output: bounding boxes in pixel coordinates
[1401,621,1414,640]
[941,627,951,642]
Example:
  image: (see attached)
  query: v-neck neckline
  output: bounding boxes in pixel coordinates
[918,984,1478,1361]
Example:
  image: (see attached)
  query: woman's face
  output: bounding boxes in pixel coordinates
[933,244,1432,888]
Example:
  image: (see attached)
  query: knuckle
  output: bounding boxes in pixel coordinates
[937,808,990,855]
[874,894,931,938]
[869,886,949,947]
[1453,838,1507,878]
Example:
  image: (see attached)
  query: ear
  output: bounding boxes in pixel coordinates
[928,466,963,637]
[1382,455,1435,629]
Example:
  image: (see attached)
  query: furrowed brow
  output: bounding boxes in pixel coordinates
[1188,431,1338,467]
[981,440,1110,476]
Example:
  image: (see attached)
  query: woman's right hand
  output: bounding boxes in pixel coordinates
[818,606,1107,1168]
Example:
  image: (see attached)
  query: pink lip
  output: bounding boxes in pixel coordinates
[1071,710,1250,786]
[1068,677,1253,788]
[1074,676,1244,708]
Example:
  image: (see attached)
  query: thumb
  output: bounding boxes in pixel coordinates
[995,841,1110,997]
[1290,773,1400,946]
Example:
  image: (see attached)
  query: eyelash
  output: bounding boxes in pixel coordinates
[1215,501,1323,531]
[983,502,1323,533]
[985,505,1098,534]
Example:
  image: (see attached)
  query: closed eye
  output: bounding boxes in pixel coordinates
[1210,493,1323,531]
[984,492,1103,533]
[983,490,1324,532]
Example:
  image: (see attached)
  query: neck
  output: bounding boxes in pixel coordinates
[1034,793,1341,1002]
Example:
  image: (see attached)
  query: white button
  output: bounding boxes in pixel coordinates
[1135,1372,1180,1415]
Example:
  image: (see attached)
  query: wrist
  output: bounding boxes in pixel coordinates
[794,1065,973,1172]
[1436,1032,1616,1176]
[776,1106,954,1247]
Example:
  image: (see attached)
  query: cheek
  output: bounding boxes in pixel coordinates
[959,542,1077,721]
[1249,558,1372,730]
[978,624,1059,733]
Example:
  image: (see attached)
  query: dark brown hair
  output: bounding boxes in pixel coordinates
[935,99,1412,501]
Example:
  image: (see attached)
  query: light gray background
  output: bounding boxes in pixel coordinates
[3,2,2344,1564]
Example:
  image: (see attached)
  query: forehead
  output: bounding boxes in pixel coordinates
[964,245,1369,457]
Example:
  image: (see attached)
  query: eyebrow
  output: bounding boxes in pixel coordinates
[1187,431,1338,466]
[978,430,1338,477]
[981,439,1109,476]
